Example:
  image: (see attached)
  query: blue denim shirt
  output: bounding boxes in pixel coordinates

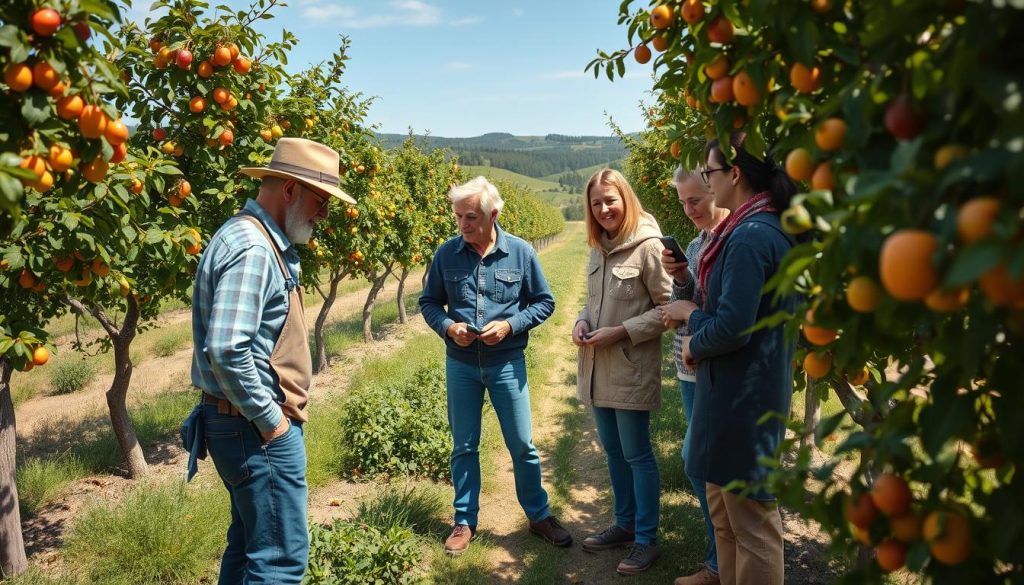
[419,224,555,366]
[190,199,300,432]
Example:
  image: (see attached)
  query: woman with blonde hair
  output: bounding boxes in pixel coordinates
[573,168,672,575]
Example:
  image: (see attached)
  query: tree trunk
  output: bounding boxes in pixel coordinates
[313,271,345,374]
[802,374,820,451]
[396,265,411,324]
[0,359,27,578]
[362,269,391,343]
[421,258,432,288]
[67,295,148,478]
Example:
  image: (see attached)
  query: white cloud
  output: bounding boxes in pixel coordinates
[449,16,482,26]
[445,62,473,71]
[302,0,441,28]
[301,3,356,20]
[538,70,587,80]
[511,8,524,16]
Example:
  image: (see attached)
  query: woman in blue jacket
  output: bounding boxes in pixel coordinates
[670,133,798,585]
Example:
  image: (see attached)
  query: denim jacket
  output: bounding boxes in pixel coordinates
[419,224,555,366]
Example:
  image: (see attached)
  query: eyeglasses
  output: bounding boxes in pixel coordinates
[296,184,330,213]
[700,167,728,185]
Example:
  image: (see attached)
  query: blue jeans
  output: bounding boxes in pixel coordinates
[204,405,308,585]
[591,406,659,545]
[681,380,718,573]
[446,356,550,526]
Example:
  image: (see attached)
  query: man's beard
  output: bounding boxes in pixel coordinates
[284,195,314,245]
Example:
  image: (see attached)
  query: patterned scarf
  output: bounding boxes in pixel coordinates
[697,191,776,292]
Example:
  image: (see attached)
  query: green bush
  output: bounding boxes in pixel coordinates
[338,366,451,480]
[305,520,421,585]
[16,455,86,517]
[48,359,96,395]
[65,481,228,585]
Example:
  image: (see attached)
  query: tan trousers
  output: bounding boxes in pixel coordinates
[706,482,784,585]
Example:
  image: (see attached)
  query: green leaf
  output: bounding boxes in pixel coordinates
[943,241,1004,287]
[21,93,51,126]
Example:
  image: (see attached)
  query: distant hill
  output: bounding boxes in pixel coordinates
[375,132,626,179]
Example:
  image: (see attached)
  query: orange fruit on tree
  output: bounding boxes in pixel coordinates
[71,267,93,287]
[18,154,46,180]
[233,57,251,74]
[30,170,54,192]
[78,104,109,139]
[260,128,273,142]
[704,54,730,80]
[670,141,682,159]
[197,60,214,78]
[934,144,968,170]
[48,79,67,97]
[32,346,50,367]
[222,95,238,111]
[732,70,761,106]
[48,144,73,172]
[227,42,240,61]
[811,161,834,190]
[649,4,674,29]
[634,44,652,64]
[80,157,109,183]
[149,37,163,53]
[212,44,232,66]
[104,119,129,145]
[852,525,872,546]
[212,87,229,104]
[785,148,813,181]
[56,94,84,119]
[871,474,912,517]
[847,367,870,386]
[790,62,820,94]
[811,0,832,13]
[189,96,206,113]
[924,287,970,313]
[803,323,837,346]
[130,178,144,194]
[4,63,33,92]
[681,0,704,23]
[32,61,60,91]
[173,144,184,157]
[803,351,832,379]
[706,15,734,43]
[890,513,922,543]
[978,263,1024,307]
[168,194,184,207]
[91,258,110,277]
[652,34,669,52]
[846,275,883,312]
[30,8,62,36]
[218,129,234,146]
[160,140,176,155]
[815,118,847,151]
[879,229,939,301]
[710,76,734,103]
[152,127,167,141]
[923,511,971,566]
[54,256,74,272]
[956,196,1000,243]
[178,179,192,197]
[18,269,37,289]
[845,491,878,529]
[875,539,906,572]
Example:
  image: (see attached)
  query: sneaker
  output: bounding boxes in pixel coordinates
[444,524,475,556]
[617,542,659,575]
[581,525,635,552]
[674,564,721,585]
[529,516,573,547]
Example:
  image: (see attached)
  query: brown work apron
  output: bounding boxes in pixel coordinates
[239,215,312,423]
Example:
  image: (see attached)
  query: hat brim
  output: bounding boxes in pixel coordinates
[238,167,357,205]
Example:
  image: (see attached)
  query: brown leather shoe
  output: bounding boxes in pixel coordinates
[674,564,721,585]
[444,524,475,556]
[529,516,573,547]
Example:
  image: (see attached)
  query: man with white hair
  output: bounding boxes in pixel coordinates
[187,138,355,584]
[419,176,572,555]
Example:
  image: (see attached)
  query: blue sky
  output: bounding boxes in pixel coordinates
[129,1,652,137]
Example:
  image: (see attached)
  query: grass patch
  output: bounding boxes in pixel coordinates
[355,483,450,537]
[313,290,422,360]
[65,480,228,585]
[2,567,77,585]
[16,455,86,517]
[149,326,192,358]
[48,358,96,395]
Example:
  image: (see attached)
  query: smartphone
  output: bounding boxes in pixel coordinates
[659,236,689,264]
[465,323,481,334]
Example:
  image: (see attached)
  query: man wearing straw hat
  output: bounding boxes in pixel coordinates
[188,137,354,584]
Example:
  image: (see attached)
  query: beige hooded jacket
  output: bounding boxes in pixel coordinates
[576,213,672,410]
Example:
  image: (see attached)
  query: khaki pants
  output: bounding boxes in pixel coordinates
[706,482,784,585]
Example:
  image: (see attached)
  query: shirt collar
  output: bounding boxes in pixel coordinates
[455,222,509,256]
[243,199,293,254]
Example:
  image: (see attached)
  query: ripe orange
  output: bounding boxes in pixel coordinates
[4,63,33,92]
[197,60,214,78]
[875,539,906,572]
[32,61,60,91]
[152,127,167,141]
[30,8,62,36]
[130,178,144,194]
[810,161,834,190]
[710,76,734,103]
[934,144,968,170]
[670,141,682,159]
[18,154,46,179]
[56,94,84,119]
[18,269,37,289]
[54,256,75,272]
[871,474,912,517]
[847,368,870,386]
[811,0,832,13]
[890,513,921,543]
[846,275,883,312]
[956,197,1000,243]
[923,511,971,566]
[233,57,251,74]
[48,144,73,172]
[924,287,970,313]
[803,323,837,346]
[149,37,163,53]
[30,170,54,192]
[168,194,184,207]
[978,263,1024,307]
[227,42,240,61]
[173,144,184,157]
[48,79,67,97]
[78,104,109,139]
[732,70,761,106]
[80,157,109,183]
[785,148,813,181]
[260,128,273,142]
[104,119,129,145]
[652,34,669,52]
[222,95,238,111]
[212,87,229,104]
[32,346,50,367]
[879,229,939,301]
[681,0,704,23]
[219,129,234,146]
[815,118,847,151]
[845,491,878,529]
[189,96,206,113]
[706,16,734,44]
[160,141,176,155]
[649,4,674,29]
[803,351,832,379]
[634,44,652,65]
[704,54,730,80]
[178,179,192,197]
[91,258,110,277]
[790,62,820,94]
[213,45,232,66]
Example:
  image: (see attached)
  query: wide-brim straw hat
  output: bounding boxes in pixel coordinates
[239,137,356,204]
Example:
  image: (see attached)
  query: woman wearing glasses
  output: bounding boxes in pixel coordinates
[657,166,729,585]
[665,133,799,585]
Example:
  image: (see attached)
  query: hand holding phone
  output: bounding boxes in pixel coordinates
[465,323,481,335]
[659,236,688,264]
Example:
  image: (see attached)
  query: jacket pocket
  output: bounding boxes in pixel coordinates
[609,341,642,388]
[609,265,641,300]
[206,430,250,486]
[443,269,473,303]
[493,268,522,303]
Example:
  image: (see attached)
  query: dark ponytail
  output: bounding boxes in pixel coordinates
[707,132,797,214]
